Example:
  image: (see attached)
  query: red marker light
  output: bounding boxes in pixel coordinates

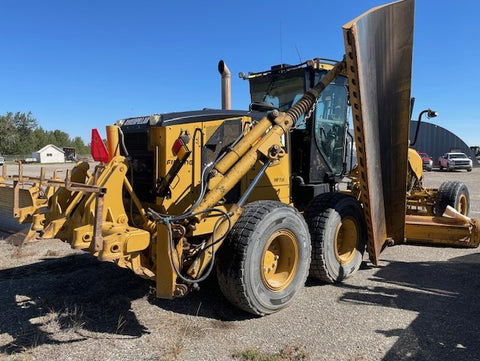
[172,138,190,161]
[172,138,185,155]
[91,129,109,163]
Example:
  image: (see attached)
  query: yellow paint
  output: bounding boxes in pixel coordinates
[106,125,120,160]
[261,229,299,292]
[408,148,423,181]
[334,217,359,264]
[156,222,176,298]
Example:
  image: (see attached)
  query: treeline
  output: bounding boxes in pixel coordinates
[0,112,89,155]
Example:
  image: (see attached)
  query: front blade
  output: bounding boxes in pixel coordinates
[343,0,414,264]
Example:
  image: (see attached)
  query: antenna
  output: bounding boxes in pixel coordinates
[295,45,302,63]
[280,21,283,64]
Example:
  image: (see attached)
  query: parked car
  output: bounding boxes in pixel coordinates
[438,152,472,172]
[0,155,4,166]
[418,152,433,171]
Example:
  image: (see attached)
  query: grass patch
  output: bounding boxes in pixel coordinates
[115,315,126,334]
[233,345,310,361]
[56,304,85,331]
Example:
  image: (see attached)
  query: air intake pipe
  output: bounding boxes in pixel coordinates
[218,60,231,110]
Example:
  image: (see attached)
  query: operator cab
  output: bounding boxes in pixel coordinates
[245,59,350,207]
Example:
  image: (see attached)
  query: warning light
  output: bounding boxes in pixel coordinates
[172,138,190,161]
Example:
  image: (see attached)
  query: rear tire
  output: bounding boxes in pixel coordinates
[434,181,470,216]
[216,201,311,316]
[305,193,366,283]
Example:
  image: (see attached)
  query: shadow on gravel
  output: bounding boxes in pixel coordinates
[146,274,251,322]
[0,251,250,354]
[0,253,152,354]
[339,252,480,361]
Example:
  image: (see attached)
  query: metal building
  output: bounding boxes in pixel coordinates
[410,120,479,168]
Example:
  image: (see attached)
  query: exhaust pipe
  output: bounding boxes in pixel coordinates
[218,60,231,110]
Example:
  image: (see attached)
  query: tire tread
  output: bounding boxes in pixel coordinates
[434,181,469,216]
[217,201,307,315]
[305,192,365,283]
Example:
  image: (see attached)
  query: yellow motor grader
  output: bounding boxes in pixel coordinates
[1,0,478,315]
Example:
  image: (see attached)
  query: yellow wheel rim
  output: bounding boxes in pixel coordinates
[261,229,299,292]
[457,194,468,215]
[334,217,358,264]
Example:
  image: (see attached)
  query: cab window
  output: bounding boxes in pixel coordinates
[314,82,348,174]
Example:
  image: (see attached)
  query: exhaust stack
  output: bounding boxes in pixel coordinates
[218,60,231,110]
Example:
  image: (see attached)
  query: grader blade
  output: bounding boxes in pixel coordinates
[343,0,414,264]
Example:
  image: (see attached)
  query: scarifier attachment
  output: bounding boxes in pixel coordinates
[0,163,59,236]
[343,0,415,264]
[0,128,156,279]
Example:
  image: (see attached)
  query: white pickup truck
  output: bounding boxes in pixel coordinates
[438,152,472,172]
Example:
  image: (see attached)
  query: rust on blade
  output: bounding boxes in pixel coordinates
[343,0,414,264]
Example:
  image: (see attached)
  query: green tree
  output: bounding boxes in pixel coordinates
[31,127,49,151]
[13,111,37,154]
[0,112,39,154]
[72,136,89,154]
[0,112,18,154]
[0,111,89,156]
[51,129,70,147]
[46,130,57,146]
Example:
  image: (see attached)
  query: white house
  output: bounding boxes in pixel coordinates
[32,144,65,163]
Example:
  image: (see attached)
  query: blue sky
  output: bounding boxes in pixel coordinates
[1,0,479,146]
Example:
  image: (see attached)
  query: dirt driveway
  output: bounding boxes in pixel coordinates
[1,166,479,361]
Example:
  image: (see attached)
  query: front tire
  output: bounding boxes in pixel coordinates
[434,181,470,216]
[216,201,311,316]
[305,193,366,283]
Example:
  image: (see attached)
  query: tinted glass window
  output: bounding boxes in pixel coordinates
[313,81,348,174]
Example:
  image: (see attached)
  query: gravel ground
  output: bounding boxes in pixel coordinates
[0,165,479,361]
